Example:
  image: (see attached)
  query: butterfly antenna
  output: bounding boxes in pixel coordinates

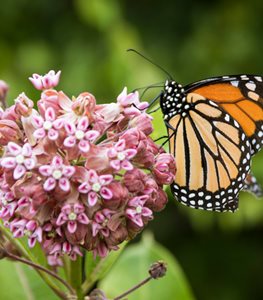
[127,49,173,80]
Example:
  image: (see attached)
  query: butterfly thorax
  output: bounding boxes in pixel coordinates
[161,80,190,120]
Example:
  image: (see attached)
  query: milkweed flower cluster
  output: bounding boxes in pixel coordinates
[0,71,176,265]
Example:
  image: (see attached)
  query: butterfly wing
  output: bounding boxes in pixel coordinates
[185,75,263,155]
[167,94,251,212]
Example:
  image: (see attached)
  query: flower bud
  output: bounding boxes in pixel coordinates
[153,153,176,185]
[149,261,167,279]
[14,93,34,117]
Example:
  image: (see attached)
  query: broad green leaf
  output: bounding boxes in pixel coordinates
[99,233,195,300]
[0,259,59,300]
[83,241,127,293]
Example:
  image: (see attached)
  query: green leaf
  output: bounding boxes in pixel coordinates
[82,241,127,294]
[0,259,59,300]
[99,233,195,300]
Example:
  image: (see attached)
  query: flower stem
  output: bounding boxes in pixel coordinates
[0,223,68,299]
[113,276,152,300]
[69,256,84,299]
[6,251,76,296]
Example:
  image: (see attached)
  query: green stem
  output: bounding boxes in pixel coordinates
[69,255,84,299]
[0,222,67,299]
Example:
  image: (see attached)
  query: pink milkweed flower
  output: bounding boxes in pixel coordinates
[78,170,113,206]
[0,80,8,101]
[39,156,75,192]
[64,117,100,153]
[1,142,37,180]
[117,87,149,116]
[0,190,17,220]
[32,107,64,141]
[153,153,176,185]
[14,93,34,117]
[10,219,42,248]
[29,70,61,90]
[107,139,137,171]
[49,241,83,261]
[126,195,153,227]
[56,203,90,234]
[91,209,114,237]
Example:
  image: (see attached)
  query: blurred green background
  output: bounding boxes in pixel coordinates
[0,0,263,299]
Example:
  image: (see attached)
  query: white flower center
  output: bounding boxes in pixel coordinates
[75,130,85,140]
[43,121,53,130]
[52,169,62,179]
[117,152,126,161]
[68,212,77,220]
[136,205,142,214]
[16,154,25,164]
[1,198,7,206]
[92,183,101,192]
[24,229,32,237]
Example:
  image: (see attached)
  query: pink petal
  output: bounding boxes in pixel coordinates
[43,177,56,191]
[132,216,144,227]
[85,130,100,142]
[45,107,56,121]
[22,143,32,157]
[73,203,85,214]
[108,148,117,158]
[52,156,63,167]
[14,165,26,179]
[110,160,121,170]
[53,118,64,129]
[67,221,77,233]
[62,241,72,254]
[121,160,133,171]
[1,157,16,168]
[64,136,76,148]
[77,116,89,131]
[64,122,76,135]
[48,128,59,140]
[87,192,98,207]
[92,223,101,237]
[87,170,98,183]
[59,178,70,192]
[77,213,89,224]
[24,158,36,170]
[142,207,153,217]
[7,142,22,156]
[39,165,53,176]
[99,174,113,185]
[114,139,126,151]
[124,149,137,159]
[56,212,67,226]
[78,140,90,153]
[78,182,91,194]
[62,166,75,177]
[28,237,37,248]
[32,115,44,128]
[33,128,46,139]
[100,187,113,200]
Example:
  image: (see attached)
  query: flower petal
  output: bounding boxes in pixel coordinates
[7,142,22,156]
[85,130,100,142]
[1,157,16,168]
[77,213,89,224]
[39,165,53,176]
[67,221,77,233]
[99,174,113,185]
[78,182,91,194]
[22,143,32,157]
[14,165,26,179]
[63,136,76,148]
[33,128,46,139]
[62,166,75,177]
[24,158,36,170]
[87,192,98,207]
[59,178,70,192]
[45,107,56,121]
[43,177,56,191]
[48,128,59,140]
[77,116,89,131]
[100,187,113,200]
[121,160,133,171]
[64,122,76,135]
[78,140,90,153]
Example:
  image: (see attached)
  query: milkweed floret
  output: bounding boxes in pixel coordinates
[0,70,176,264]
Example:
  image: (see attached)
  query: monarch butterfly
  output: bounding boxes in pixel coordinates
[160,74,263,212]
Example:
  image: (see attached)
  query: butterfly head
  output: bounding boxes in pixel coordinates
[160,80,186,120]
